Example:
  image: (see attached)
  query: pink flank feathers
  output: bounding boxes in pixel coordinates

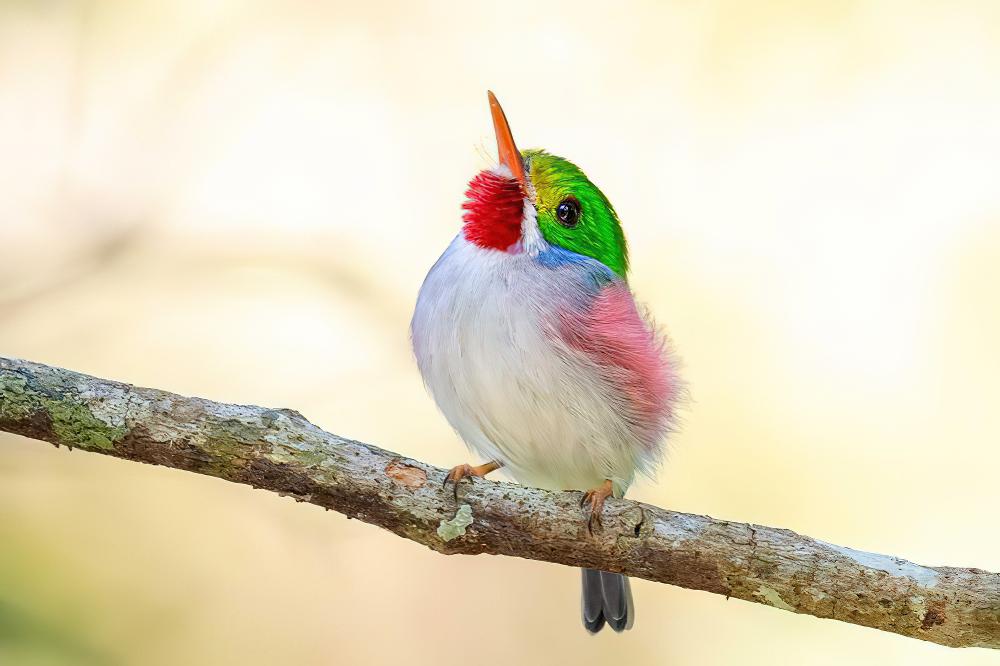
[558,283,677,450]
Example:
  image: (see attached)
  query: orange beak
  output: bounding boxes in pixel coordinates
[487,91,528,189]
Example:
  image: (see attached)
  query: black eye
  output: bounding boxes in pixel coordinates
[556,197,580,228]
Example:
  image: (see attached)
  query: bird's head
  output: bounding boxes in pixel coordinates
[461,92,629,279]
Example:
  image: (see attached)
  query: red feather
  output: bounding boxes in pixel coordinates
[461,170,524,251]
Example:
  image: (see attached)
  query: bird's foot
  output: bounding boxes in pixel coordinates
[442,461,501,500]
[581,479,615,535]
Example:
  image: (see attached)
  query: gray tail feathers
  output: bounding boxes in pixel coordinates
[581,568,634,633]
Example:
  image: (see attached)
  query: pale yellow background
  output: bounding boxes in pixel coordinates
[1,1,998,664]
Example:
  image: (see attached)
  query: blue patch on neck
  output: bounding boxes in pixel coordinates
[535,245,617,292]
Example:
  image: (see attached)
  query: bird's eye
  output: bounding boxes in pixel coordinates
[556,198,581,228]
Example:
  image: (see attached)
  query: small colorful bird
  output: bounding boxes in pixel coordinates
[411,92,681,633]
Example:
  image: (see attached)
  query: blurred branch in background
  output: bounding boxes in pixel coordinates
[0,226,143,322]
[1,356,997,650]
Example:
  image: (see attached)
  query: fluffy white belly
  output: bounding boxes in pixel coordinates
[411,235,642,494]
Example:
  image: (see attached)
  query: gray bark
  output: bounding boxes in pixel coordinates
[0,356,997,649]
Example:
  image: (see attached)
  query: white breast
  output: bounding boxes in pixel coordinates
[411,235,644,494]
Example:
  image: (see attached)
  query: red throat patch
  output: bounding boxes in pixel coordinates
[461,170,524,251]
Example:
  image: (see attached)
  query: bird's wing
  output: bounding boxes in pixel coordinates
[555,281,680,456]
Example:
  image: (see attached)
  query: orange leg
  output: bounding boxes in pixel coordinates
[581,479,615,535]
[442,460,502,500]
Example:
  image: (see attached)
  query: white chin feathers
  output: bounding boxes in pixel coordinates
[488,164,545,256]
[520,200,545,255]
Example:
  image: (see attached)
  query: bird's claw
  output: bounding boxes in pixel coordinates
[441,461,500,501]
[581,480,614,536]
[442,464,474,501]
[587,511,603,536]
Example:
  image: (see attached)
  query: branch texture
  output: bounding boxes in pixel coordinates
[1,357,997,649]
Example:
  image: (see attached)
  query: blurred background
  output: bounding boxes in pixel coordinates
[1,0,999,664]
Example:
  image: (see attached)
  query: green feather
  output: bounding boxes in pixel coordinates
[524,149,629,279]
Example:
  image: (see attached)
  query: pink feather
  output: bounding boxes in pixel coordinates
[557,283,677,450]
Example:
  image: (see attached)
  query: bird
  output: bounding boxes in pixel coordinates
[410,91,681,633]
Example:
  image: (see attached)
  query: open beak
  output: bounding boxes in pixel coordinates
[487,91,528,190]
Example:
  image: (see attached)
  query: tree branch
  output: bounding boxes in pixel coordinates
[1,357,997,649]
